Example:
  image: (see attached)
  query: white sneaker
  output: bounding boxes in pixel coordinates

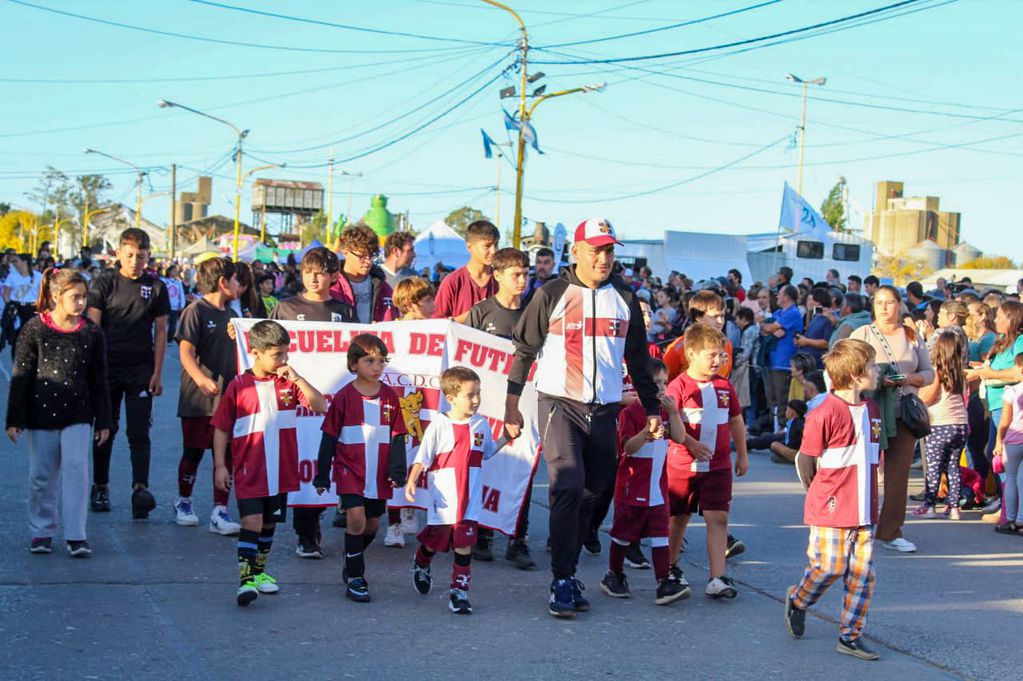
[174,498,200,527]
[982,498,1002,514]
[209,505,241,536]
[400,507,419,534]
[384,524,405,547]
[705,575,738,599]
[880,537,917,553]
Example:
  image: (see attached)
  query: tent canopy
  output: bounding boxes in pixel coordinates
[413,220,468,271]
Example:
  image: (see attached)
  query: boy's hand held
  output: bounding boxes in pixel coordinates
[735,455,749,477]
[214,465,231,493]
[199,377,220,396]
[226,323,237,341]
[6,427,21,443]
[95,429,110,446]
[404,479,417,503]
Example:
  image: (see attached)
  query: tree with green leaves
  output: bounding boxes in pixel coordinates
[820,180,847,231]
[444,206,490,238]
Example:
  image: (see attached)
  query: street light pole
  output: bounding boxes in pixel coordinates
[482,0,529,247]
[83,147,147,227]
[341,171,362,230]
[157,99,249,261]
[785,73,826,195]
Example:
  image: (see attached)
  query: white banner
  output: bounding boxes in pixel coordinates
[231,318,540,535]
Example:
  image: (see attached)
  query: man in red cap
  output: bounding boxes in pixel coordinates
[505,218,661,618]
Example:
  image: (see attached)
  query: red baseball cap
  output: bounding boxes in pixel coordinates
[574,218,622,247]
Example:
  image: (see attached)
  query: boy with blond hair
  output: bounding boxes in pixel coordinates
[664,324,748,598]
[786,339,882,661]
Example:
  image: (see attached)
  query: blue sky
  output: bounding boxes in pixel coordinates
[2,0,1021,259]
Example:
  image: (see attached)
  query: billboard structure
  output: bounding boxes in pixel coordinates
[251,179,324,235]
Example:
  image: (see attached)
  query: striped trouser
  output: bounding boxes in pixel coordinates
[791,525,875,640]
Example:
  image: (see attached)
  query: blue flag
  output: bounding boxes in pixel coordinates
[779,182,829,239]
[481,129,496,159]
[502,109,543,154]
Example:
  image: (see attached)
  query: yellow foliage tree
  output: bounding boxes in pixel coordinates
[958,255,1017,269]
[0,211,44,252]
[873,254,933,286]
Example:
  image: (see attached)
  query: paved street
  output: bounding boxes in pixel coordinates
[1,351,1019,681]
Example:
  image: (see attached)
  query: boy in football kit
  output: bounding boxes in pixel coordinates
[211,321,327,606]
[600,358,690,605]
[175,257,243,536]
[466,247,536,569]
[786,339,882,661]
[270,247,355,558]
[665,324,749,599]
[313,334,408,603]
[404,366,511,615]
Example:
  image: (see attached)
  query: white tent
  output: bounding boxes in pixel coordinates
[413,220,469,271]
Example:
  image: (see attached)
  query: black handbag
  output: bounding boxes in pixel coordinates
[870,324,932,439]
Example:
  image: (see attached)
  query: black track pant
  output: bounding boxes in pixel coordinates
[539,395,620,580]
[92,363,153,487]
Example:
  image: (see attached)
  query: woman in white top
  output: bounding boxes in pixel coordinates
[915,330,969,520]
[2,254,43,358]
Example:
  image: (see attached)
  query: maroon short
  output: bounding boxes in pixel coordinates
[181,416,215,450]
[610,503,669,544]
[416,521,478,553]
[668,467,732,515]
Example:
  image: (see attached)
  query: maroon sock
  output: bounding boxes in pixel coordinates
[652,545,669,582]
[609,540,627,575]
[415,545,434,568]
[388,507,401,525]
[451,554,471,591]
[177,451,201,498]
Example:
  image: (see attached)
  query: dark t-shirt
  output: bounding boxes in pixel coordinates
[432,267,497,319]
[88,269,170,366]
[269,295,355,323]
[466,297,523,340]
[176,298,237,417]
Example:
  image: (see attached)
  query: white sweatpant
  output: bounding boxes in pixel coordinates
[27,424,92,542]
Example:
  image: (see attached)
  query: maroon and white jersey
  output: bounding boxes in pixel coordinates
[211,372,306,500]
[533,282,631,405]
[666,373,740,474]
[615,401,669,507]
[800,393,881,528]
[413,412,499,525]
[321,382,407,500]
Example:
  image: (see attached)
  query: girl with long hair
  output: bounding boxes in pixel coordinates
[916,331,969,520]
[5,268,112,556]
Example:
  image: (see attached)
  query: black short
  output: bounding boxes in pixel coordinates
[237,494,288,524]
[339,495,387,518]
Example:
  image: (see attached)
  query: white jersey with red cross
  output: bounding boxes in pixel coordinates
[534,282,630,405]
[413,412,499,526]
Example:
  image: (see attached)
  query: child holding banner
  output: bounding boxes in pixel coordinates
[270,247,354,559]
[382,276,436,548]
[405,366,511,615]
[313,334,408,603]
[466,247,535,569]
[211,320,326,606]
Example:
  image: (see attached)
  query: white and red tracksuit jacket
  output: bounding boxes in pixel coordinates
[507,267,659,415]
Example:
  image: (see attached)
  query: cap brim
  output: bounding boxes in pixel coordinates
[580,235,622,247]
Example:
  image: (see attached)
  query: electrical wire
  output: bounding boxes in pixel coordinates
[538,0,784,49]
[530,0,929,64]
[188,0,510,47]
[7,0,476,55]
[523,135,790,204]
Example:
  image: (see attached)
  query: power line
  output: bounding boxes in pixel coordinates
[531,0,930,64]
[249,53,510,155]
[537,0,784,49]
[0,46,486,84]
[7,0,473,55]
[524,135,790,204]
[188,0,510,47]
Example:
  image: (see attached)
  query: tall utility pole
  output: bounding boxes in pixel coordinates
[327,150,335,244]
[158,100,248,261]
[83,147,147,226]
[483,0,528,247]
[169,163,177,260]
[785,73,826,195]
